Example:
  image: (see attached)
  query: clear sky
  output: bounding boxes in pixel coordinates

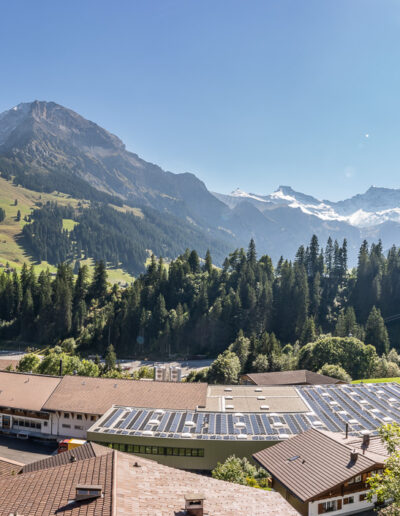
[0,0,400,200]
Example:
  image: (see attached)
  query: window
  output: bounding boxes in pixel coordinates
[43,421,48,427]
[90,416,96,421]
[324,500,337,512]
[74,425,83,430]
[318,500,341,514]
[344,496,354,505]
[76,415,82,420]
[355,475,362,483]
[98,443,205,458]
[359,494,367,502]
[64,413,70,419]
[62,424,71,429]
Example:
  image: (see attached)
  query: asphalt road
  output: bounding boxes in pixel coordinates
[0,435,56,464]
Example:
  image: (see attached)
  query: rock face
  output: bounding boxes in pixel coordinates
[1,100,400,265]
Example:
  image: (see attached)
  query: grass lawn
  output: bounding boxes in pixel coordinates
[352,377,400,384]
[62,218,79,231]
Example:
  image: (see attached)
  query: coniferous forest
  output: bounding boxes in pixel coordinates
[1,235,400,381]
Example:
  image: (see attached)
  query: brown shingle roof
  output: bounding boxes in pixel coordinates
[22,442,110,473]
[0,448,299,515]
[253,429,385,502]
[43,375,207,414]
[0,371,61,412]
[0,452,114,515]
[243,370,345,386]
[115,451,299,515]
[0,358,20,370]
[0,457,23,476]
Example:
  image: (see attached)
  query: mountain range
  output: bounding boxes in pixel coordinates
[1,100,400,270]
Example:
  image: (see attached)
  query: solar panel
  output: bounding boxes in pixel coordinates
[102,408,124,429]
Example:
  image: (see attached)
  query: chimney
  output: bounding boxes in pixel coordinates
[350,449,358,462]
[362,433,370,447]
[184,493,205,516]
[75,485,103,502]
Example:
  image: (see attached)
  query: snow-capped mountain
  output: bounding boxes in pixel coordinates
[214,185,400,229]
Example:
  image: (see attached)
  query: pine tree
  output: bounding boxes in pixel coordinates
[105,343,117,371]
[188,250,200,273]
[365,306,390,355]
[247,239,257,267]
[91,261,108,300]
[204,249,213,274]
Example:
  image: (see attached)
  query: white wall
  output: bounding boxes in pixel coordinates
[54,412,98,439]
[308,491,375,516]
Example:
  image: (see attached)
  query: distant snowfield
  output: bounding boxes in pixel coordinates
[225,186,400,228]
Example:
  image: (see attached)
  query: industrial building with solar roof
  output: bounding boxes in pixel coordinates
[0,370,398,471]
[87,381,400,470]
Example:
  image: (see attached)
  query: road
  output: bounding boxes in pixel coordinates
[0,435,56,464]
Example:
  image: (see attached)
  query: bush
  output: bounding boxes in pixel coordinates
[318,363,352,382]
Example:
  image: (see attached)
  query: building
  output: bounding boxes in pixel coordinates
[0,442,299,515]
[0,371,206,440]
[241,370,347,386]
[0,370,399,473]
[0,371,61,438]
[253,428,387,515]
[86,381,400,470]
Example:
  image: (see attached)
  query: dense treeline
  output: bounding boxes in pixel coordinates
[0,235,399,373]
[21,202,229,274]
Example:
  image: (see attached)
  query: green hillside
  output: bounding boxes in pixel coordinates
[0,177,133,282]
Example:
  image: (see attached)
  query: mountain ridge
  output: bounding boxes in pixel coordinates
[1,100,400,268]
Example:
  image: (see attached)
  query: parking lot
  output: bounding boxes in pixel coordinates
[0,435,56,464]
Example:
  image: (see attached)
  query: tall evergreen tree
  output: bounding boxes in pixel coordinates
[365,306,390,355]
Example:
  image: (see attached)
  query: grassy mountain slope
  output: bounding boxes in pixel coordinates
[0,176,133,282]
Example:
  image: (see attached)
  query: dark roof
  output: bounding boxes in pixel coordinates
[253,429,386,502]
[243,370,345,386]
[43,375,208,414]
[22,442,109,473]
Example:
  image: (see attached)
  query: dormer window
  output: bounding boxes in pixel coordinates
[75,484,103,501]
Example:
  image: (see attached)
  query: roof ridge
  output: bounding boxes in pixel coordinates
[111,450,117,516]
[0,370,62,379]
[316,429,375,460]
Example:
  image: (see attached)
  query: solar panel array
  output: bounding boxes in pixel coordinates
[90,382,400,442]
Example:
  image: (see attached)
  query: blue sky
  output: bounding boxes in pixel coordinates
[0,0,400,200]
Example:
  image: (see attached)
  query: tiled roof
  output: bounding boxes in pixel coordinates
[253,429,386,502]
[0,452,114,515]
[244,370,344,386]
[115,450,299,515]
[0,358,20,370]
[0,371,61,412]
[43,375,207,414]
[22,442,110,473]
[0,457,23,476]
[0,447,299,515]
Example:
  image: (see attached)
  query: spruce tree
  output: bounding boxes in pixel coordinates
[365,306,390,355]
